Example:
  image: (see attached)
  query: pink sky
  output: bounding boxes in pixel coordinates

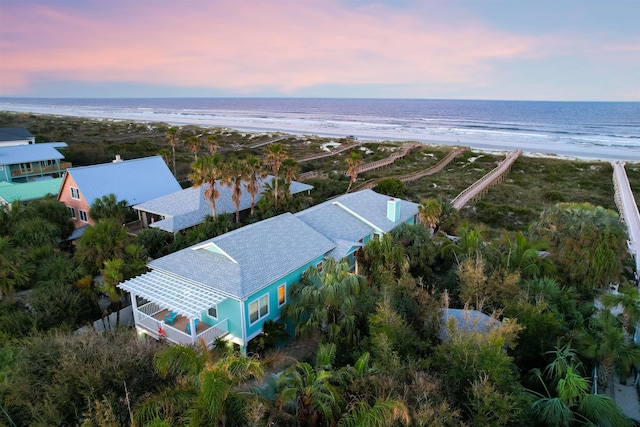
[1,0,638,100]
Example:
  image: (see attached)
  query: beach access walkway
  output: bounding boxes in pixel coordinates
[610,160,640,423]
[451,150,521,210]
[297,140,363,162]
[349,146,467,192]
[612,161,640,276]
[249,135,288,149]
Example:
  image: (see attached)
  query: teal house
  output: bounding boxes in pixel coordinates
[118,190,419,351]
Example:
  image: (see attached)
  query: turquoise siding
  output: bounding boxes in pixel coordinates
[405,216,415,225]
[243,254,326,342]
[201,297,243,340]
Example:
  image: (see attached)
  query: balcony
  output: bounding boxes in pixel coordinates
[134,302,229,348]
[10,161,72,178]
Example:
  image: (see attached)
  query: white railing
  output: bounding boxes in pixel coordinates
[138,302,162,317]
[197,318,229,348]
[135,306,229,347]
[451,150,521,210]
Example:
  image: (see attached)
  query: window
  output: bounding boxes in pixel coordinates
[70,187,80,200]
[249,294,269,324]
[278,284,286,307]
[79,210,88,222]
[208,306,218,319]
[316,261,323,272]
[69,207,76,219]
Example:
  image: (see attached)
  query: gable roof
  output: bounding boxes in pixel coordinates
[134,176,313,233]
[64,156,181,206]
[0,127,34,142]
[330,189,419,233]
[148,213,336,299]
[0,178,63,204]
[0,142,67,164]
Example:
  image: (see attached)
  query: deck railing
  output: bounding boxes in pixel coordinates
[197,318,229,348]
[135,303,229,347]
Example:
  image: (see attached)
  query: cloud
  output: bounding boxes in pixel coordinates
[0,0,538,96]
[0,0,639,97]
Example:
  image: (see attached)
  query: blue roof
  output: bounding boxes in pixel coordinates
[440,308,500,337]
[66,156,181,206]
[135,176,313,233]
[330,189,419,233]
[148,213,336,299]
[0,127,34,142]
[0,142,67,164]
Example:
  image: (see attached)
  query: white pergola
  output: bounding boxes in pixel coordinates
[119,269,227,319]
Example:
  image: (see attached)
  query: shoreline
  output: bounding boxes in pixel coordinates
[2,108,638,163]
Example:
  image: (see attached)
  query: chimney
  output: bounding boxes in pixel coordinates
[387,198,401,222]
[113,154,122,163]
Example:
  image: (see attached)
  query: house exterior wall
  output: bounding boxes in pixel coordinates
[201,297,243,343]
[242,253,326,345]
[58,174,95,228]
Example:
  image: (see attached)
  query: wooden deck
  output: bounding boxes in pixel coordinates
[152,308,211,335]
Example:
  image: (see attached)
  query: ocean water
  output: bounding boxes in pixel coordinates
[0,97,639,161]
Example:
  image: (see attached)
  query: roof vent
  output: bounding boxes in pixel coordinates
[113,154,122,163]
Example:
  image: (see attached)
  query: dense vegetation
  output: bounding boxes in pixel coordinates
[0,112,639,426]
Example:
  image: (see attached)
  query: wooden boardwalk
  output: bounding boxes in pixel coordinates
[612,161,640,276]
[356,143,422,174]
[350,146,467,192]
[451,150,521,210]
[297,141,363,162]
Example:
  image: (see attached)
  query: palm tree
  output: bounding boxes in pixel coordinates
[100,258,125,328]
[530,202,629,295]
[75,218,131,273]
[89,193,129,224]
[135,344,264,427]
[277,359,340,427]
[222,158,247,224]
[417,198,442,230]
[338,399,409,427]
[500,231,553,279]
[281,158,300,185]
[165,127,179,177]
[345,152,364,193]
[244,156,266,216]
[264,143,289,206]
[529,344,633,427]
[0,236,31,302]
[206,134,219,154]
[185,135,201,161]
[285,258,366,343]
[600,284,640,335]
[190,154,224,220]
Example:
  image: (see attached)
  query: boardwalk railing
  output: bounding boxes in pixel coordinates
[297,141,363,162]
[350,146,467,192]
[355,143,421,174]
[611,161,640,277]
[451,150,521,210]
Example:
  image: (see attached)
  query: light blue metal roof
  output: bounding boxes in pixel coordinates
[66,156,181,206]
[148,213,336,299]
[440,308,500,337]
[135,176,313,233]
[0,142,67,164]
[0,177,63,204]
